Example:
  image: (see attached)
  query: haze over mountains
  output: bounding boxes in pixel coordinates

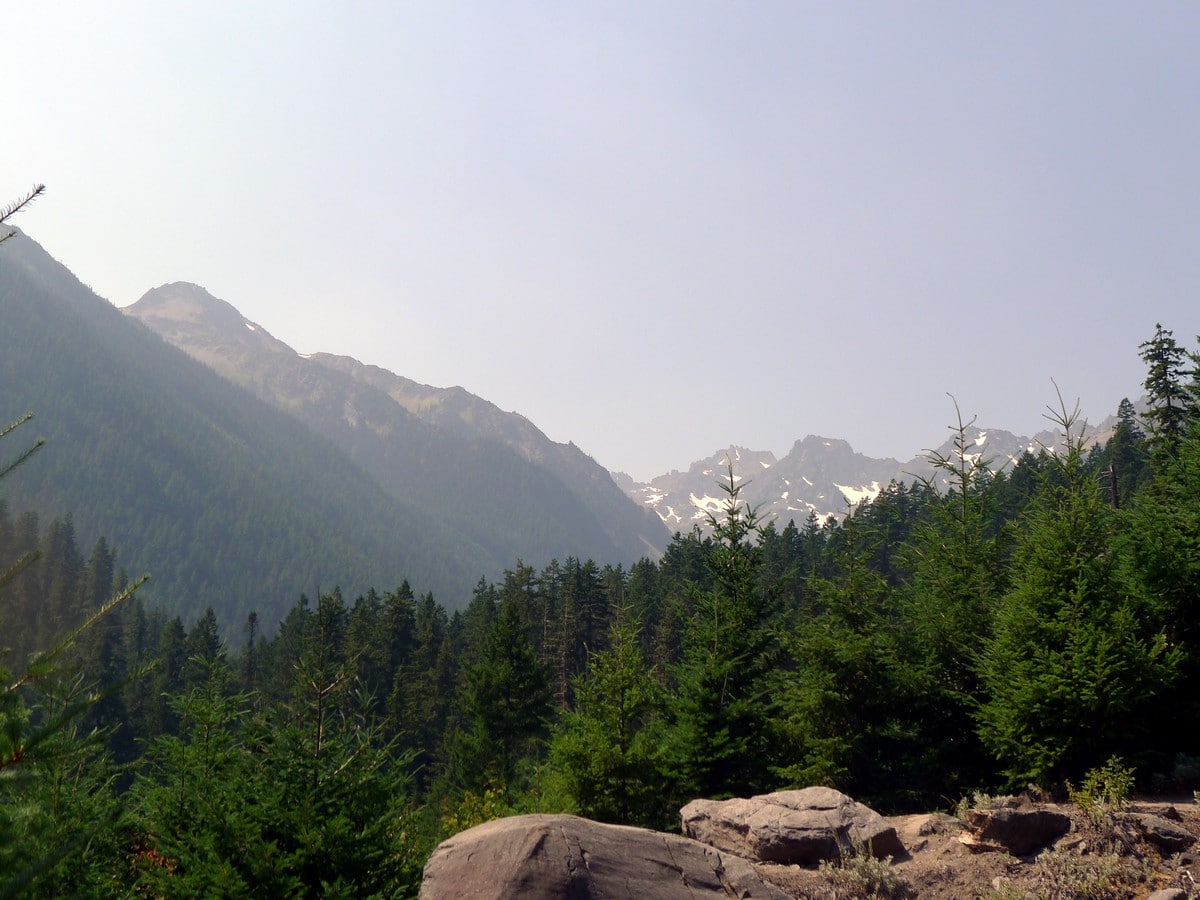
[128,281,1126,540]
[125,282,667,566]
[2,229,1132,631]
[615,427,1077,533]
[0,230,665,631]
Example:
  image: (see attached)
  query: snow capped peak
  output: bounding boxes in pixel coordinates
[625,421,1114,534]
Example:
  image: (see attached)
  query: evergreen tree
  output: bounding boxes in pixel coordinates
[0,579,144,896]
[129,608,419,897]
[1096,397,1150,508]
[775,507,908,805]
[125,667,257,896]
[662,465,781,803]
[0,407,146,895]
[74,538,134,760]
[548,604,668,827]
[1139,324,1194,460]
[449,595,552,797]
[240,610,261,694]
[183,607,227,688]
[149,615,188,737]
[1122,421,1200,758]
[976,397,1181,786]
[391,592,453,783]
[39,516,84,649]
[896,405,1004,802]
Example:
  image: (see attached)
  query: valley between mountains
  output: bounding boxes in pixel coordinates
[126,281,1116,541]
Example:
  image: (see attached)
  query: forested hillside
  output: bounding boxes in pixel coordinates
[0,230,510,630]
[126,282,668,566]
[2,323,1197,896]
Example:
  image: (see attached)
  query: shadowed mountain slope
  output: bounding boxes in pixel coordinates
[126,283,669,566]
[0,231,499,630]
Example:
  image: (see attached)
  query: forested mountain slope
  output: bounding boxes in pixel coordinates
[125,282,668,565]
[0,230,498,629]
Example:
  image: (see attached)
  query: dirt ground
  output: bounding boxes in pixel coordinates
[751,797,1200,899]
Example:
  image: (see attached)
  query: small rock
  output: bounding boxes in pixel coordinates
[1055,834,1086,853]
[958,832,1006,854]
[917,813,963,837]
[1146,889,1186,900]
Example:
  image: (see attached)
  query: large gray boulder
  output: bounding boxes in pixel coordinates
[419,813,793,899]
[680,786,905,865]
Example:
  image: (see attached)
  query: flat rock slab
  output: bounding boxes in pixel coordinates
[680,786,905,865]
[420,813,792,899]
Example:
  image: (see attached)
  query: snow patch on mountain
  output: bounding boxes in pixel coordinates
[623,421,1119,534]
[689,493,725,516]
[835,481,881,506]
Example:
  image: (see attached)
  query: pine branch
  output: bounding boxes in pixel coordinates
[0,413,44,482]
[0,184,45,244]
[8,575,150,694]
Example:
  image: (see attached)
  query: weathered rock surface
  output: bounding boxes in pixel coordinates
[680,786,905,865]
[419,813,793,899]
[891,812,966,853]
[1133,812,1198,853]
[963,807,1071,856]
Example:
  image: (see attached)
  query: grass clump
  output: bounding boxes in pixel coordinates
[1028,848,1152,900]
[954,790,1018,820]
[816,837,911,900]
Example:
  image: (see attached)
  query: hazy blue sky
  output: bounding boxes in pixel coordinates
[5,3,1198,481]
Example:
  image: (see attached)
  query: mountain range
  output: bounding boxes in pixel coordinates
[1,228,1132,632]
[124,282,667,566]
[0,230,665,631]
[126,281,1127,542]
[615,413,1124,533]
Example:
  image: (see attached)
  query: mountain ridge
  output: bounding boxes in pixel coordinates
[129,280,1125,544]
[125,282,669,566]
[619,416,1120,534]
[0,230,501,630]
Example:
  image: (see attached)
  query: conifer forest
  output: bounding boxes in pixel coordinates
[3,322,1200,897]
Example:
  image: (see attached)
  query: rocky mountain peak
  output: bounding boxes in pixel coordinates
[625,418,1117,534]
[124,284,670,564]
[128,282,297,367]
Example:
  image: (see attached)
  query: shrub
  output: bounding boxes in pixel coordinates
[1067,756,1135,823]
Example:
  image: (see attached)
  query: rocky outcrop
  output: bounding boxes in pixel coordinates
[1132,812,1197,853]
[962,806,1072,856]
[419,795,1200,899]
[680,786,905,865]
[418,813,793,899]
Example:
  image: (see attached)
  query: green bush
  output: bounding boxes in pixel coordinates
[1067,755,1135,819]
